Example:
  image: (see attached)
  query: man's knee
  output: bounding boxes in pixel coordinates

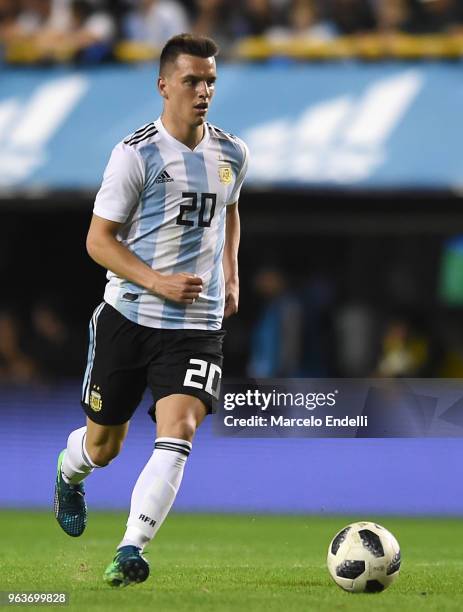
[85,418,129,466]
[159,418,197,441]
[155,395,207,441]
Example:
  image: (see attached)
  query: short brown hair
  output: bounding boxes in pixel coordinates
[159,33,219,75]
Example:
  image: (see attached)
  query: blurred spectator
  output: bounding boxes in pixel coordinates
[192,0,235,50]
[234,0,277,37]
[373,0,415,33]
[409,0,463,33]
[374,316,431,377]
[0,0,20,45]
[33,0,116,62]
[334,301,378,376]
[12,0,56,34]
[248,267,304,377]
[267,0,337,40]
[0,0,53,46]
[5,0,115,62]
[28,299,83,380]
[288,0,337,38]
[122,0,190,48]
[300,274,336,376]
[0,309,40,385]
[327,0,377,34]
[2,0,72,41]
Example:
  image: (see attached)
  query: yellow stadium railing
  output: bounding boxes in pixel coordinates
[4,33,463,65]
[232,33,463,61]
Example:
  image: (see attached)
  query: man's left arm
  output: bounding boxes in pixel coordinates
[223,202,240,318]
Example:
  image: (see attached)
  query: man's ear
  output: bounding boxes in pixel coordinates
[158,76,168,99]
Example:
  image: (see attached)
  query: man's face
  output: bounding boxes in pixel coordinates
[158,54,217,127]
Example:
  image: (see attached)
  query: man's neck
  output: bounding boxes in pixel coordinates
[161,112,204,150]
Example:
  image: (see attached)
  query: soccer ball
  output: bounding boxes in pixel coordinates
[327,521,401,593]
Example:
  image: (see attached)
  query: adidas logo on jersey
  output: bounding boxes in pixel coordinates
[155,170,174,183]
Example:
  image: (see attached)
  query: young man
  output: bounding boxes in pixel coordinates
[53,33,248,587]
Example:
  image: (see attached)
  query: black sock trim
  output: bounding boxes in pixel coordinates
[155,439,191,451]
[154,442,191,457]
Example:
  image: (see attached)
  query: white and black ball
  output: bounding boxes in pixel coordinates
[327,521,401,593]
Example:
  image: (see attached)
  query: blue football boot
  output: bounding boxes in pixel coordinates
[103,546,150,587]
[53,449,87,537]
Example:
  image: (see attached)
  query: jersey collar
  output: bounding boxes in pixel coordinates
[155,117,210,153]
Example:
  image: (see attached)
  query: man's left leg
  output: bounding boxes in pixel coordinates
[104,394,206,587]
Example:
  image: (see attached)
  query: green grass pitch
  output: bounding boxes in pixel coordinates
[1,511,463,611]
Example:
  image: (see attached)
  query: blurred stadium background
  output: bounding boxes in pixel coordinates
[2,0,463,516]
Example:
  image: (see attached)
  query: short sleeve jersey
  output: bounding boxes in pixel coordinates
[93,118,249,330]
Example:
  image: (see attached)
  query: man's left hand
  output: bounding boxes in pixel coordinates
[224,280,239,318]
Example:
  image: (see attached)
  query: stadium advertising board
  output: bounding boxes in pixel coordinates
[1,63,462,191]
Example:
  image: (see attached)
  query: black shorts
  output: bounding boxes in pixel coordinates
[81,302,225,426]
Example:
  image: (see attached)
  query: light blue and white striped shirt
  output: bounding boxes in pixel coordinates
[93,117,249,330]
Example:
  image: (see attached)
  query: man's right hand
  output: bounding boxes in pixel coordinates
[152,272,203,304]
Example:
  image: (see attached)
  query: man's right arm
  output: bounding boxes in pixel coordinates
[86,214,202,304]
[89,142,202,304]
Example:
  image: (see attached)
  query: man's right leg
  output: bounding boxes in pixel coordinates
[54,417,129,537]
[55,302,149,537]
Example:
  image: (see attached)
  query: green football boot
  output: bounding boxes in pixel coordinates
[53,449,87,537]
[103,546,150,587]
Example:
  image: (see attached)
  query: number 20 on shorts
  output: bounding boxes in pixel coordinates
[183,359,222,399]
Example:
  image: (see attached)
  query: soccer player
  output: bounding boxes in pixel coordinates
[53,33,248,587]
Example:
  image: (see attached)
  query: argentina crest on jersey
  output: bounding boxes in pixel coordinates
[218,163,233,185]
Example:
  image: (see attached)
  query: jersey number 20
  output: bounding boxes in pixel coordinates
[177,192,217,228]
[183,358,222,399]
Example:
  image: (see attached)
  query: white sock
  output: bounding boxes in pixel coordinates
[118,437,192,551]
[61,426,102,485]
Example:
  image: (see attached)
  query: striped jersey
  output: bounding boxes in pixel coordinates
[93,117,249,330]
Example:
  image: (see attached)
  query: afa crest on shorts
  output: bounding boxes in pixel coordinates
[218,164,233,184]
[90,386,103,412]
